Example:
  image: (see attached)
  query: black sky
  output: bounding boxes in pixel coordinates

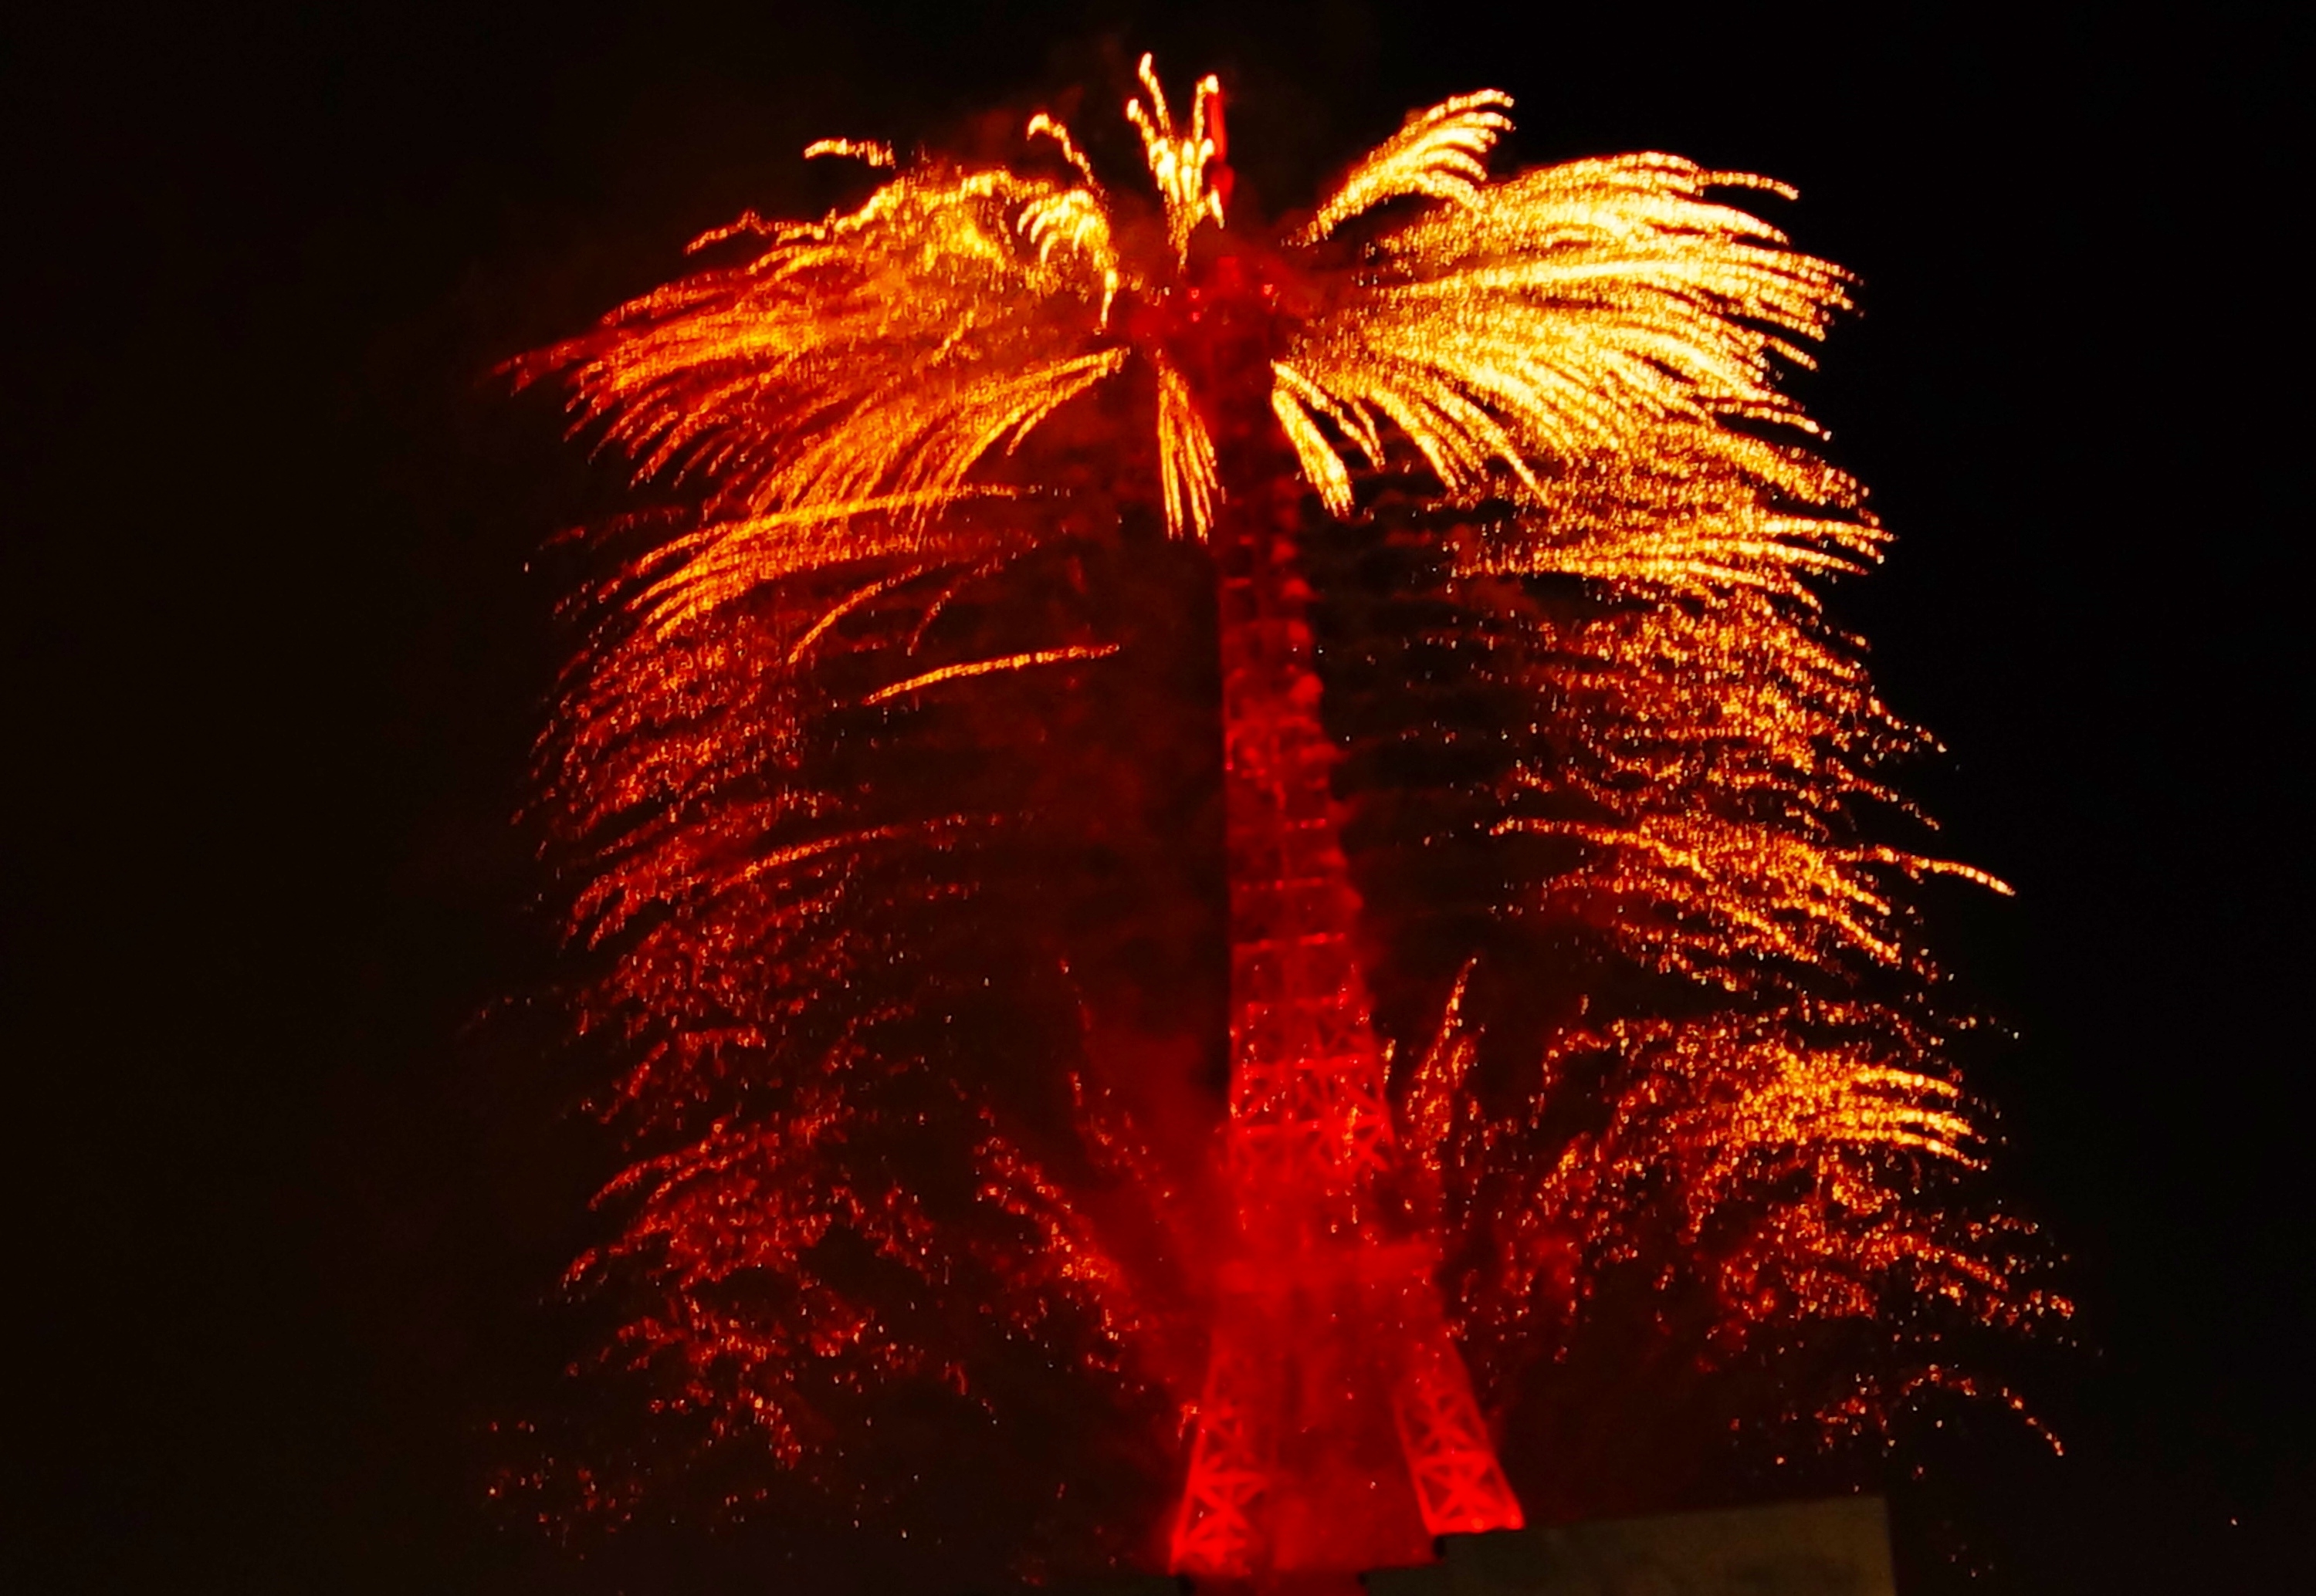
[7,4,2308,1592]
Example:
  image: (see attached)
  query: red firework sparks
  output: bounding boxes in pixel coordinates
[506,57,2064,1584]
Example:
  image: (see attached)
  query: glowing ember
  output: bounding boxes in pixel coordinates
[512,55,2063,1579]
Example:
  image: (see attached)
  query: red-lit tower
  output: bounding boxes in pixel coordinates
[1146,234,1525,1583]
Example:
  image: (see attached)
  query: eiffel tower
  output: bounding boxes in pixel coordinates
[1150,253,1525,1583]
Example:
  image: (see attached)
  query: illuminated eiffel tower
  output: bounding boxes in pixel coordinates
[1148,243,1524,1584]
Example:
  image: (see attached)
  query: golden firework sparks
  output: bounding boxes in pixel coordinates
[510,56,2063,1562]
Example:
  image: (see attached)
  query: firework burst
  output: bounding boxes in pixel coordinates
[508,54,2063,1581]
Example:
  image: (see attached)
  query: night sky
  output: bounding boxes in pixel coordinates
[9,4,2306,1592]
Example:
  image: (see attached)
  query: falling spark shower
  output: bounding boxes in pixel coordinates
[511,57,2064,1580]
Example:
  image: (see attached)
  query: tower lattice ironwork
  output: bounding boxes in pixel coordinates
[1162,272,1524,1580]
